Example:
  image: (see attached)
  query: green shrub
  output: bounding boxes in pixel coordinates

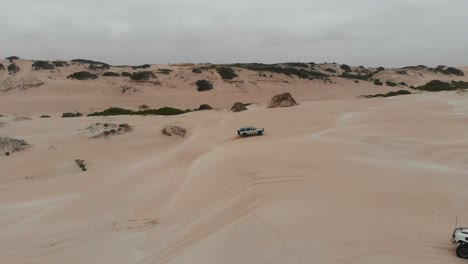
[399,82,408,87]
[376,67,385,72]
[232,63,329,79]
[445,67,464,76]
[62,112,83,117]
[402,65,428,70]
[325,68,337,73]
[415,80,468,91]
[374,80,383,86]
[103,72,120,77]
[88,106,187,116]
[32,61,55,70]
[340,64,352,72]
[192,68,203,73]
[52,61,68,67]
[0,63,4,71]
[7,63,20,74]
[284,62,309,68]
[216,67,238,80]
[198,104,213,110]
[396,70,407,75]
[130,71,155,81]
[121,72,132,77]
[89,64,110,71]
[71,59,109,66]
[341,72,374,80]
[157,69,173,75]
[6,56,19,62]
[196,80,213,91]
[363,90,412,98]
[40,115,51,118]
[131,64,151,70]
[67,71,98,80]
[386,81,398,87]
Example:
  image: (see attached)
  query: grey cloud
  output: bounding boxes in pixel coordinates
[1,0,467,67]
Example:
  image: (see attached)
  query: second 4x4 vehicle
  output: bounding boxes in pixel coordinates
[238,127,264,138]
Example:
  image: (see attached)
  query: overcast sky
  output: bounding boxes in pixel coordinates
[2,0,468,67]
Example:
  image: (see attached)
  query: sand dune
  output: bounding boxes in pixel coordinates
[1,60,468,263]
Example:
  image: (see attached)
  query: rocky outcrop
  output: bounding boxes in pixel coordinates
[267,92,298,108]
[231,102,247,112]
[162,126,187,138]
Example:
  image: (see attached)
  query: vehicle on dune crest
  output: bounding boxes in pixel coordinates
[238,126,264,138]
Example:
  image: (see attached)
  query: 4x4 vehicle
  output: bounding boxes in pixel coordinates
[452,227,468,258]
[238,127,264,138]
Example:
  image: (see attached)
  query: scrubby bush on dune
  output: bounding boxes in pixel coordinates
[75,159,87,171]
[374,80,383,86]
[32,60,55,70]
[196,79,213,91]
[7,63,20,74]
[103,72,120,77]
[6,56,19,62]
[71,59,109,66]
[267,92,298,108]
[88,106,187,116]
[284,62,309,68]
[216,67,238,80]
[52,61,68,67]
[157,69,173,75]
[396,70,407,75]
[121,72,132,77]
[231,102,248,112]
[0,137,30,155]
[402,65,428,70]
[400,82,408,87]
[62,112,83,118]
[131,64,151,70]
[340,72,374,80]
[198,104,213,110]
[67,71,98,80]
[445,67,464,76]
[89,64,110,71]
[386,81,398,87]
[0,63,4,71]
[40,115,51,118]
[362,90,412,98]
[233,63,329,79]
[340,64,352,72]
[416,80,468,91]
[192,68,203,73]
[130,71,155,81]
[376,67,385,72]
[325,68,337,73]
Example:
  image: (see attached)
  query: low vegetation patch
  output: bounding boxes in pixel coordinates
[52,61,68,67]
[386,81,398,87]
[6,56,19,62]
[196,79,213,91]
[121,72,132,77]
[340,64,352,72]
[216,67,238,80]
[362,90,411,98]
[71,59,109,66]
[340,72,374,80]
[157,69,173,75]
[131,64,151,70]
[284,62,309,68]
[8,63,20,74]
[88,107,187,116]
[374,80,383,86]
[198,104,213,110]
[89,64,110,71]
[0,63,4,71]
[192,68,203,74]
[67,71,98,80]
[231,102,248,112]
[62,112,83,118]
[415,80,468,91]
[130,71,155,81]
[32,60,55,70]
[325,68,337,73]
[103,72,120,77]
[87,123,133,138]
[233,63,329,80]
[40,115,51,118]
[396,70,408,75]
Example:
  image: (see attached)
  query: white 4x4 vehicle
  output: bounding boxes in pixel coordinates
[238,126,264,138]
[452,228,468,258]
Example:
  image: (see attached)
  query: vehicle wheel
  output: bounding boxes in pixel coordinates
[257,131,263,136]
[456,244,468,259]
[242,133,247,138]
